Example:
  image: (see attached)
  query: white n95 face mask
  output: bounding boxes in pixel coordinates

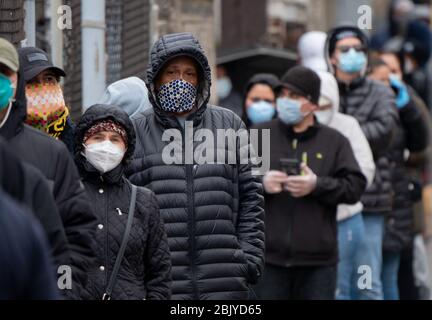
[84,140,126,174]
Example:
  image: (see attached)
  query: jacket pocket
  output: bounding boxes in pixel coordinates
[290,203,336,257]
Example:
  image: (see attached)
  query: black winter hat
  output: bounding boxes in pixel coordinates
[245,73,281,95]
[280,66,321,105]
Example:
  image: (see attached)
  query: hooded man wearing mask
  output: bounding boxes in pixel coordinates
[325,25,399,300]
[127,32,265,300]
[0,37,97,299]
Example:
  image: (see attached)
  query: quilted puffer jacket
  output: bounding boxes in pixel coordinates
[325,26,399,214]
[75,104,172,300]
[127,33,265,300]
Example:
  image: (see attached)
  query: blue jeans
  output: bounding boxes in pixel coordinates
[352,214,385,300]
[336,213,365,300]
[382,251,401,300]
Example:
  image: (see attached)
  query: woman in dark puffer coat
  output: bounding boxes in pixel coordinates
[74,104,172,300]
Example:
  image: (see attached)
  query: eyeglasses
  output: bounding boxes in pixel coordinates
[336,45,366,53]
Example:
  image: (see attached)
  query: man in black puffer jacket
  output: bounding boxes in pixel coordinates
[325,26,399,300]
[0,37,97,299]
[127,33,265,300]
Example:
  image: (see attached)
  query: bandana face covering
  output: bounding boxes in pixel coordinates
[25,82,68,138]
[157,79,197,113]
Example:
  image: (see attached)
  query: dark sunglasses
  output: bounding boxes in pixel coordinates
[337,45,366,53]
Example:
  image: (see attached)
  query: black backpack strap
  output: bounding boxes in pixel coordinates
[102,184,138,300]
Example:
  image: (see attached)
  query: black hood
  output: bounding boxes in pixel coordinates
[74,104,136,182]
[325,25,370,76]
[0,65,27,140]
[146,32,212,129]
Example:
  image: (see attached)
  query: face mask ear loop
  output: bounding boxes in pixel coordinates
[0,102,13,129]
[81,143,88,158]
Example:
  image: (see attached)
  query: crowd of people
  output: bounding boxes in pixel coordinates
[1,3,432,300]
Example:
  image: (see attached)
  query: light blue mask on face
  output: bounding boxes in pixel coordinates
[0,73,13,110]
[338,49,367,74]
[276,97,305,125]
[247,101,276,124]
[217,77,232,100]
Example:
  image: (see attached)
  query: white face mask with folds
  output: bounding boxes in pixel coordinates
[83,140,126,174]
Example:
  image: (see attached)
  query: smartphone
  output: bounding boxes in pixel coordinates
[280,158,301,176]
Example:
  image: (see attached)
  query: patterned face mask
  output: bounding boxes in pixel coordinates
[25,82,68,139]
[157,79,197,113]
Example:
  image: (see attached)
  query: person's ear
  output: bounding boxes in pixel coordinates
[330,55,338,66]
[303,101,318,113]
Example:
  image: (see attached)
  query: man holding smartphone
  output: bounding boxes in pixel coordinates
[252,66,367,300]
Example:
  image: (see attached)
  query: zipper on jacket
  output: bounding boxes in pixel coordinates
[285,138,300,267]
[180,122,200,300]
[186,164,199,300]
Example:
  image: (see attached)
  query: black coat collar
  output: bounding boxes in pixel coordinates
[278,118,321,142]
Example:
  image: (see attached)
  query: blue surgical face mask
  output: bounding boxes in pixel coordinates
[247,100,276,124]
[217,77,232,100]
[0,73,13,110]
[338,48,367,74]
[157,79,197,114]
[276,97,306,125]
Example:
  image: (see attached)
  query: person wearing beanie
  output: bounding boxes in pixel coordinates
[242,73,280,128]
[325,25,399,300]
[252,66,367,300]
[74,104,172,300]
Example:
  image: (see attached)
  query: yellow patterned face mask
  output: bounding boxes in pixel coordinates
[25,82,68,139]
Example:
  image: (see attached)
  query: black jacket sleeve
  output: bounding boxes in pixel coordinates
[361,84,398,157]
[52,149,98,298]
[142,189,172,300]
[312,134,367,206]
[23,163,71,272]
[399,90,429,153]
[0,140,70,277]
[235,119,265,285]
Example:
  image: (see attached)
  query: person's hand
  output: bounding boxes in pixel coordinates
[390,76,410,109]
[263,171,289,194]
[284,164,317,198]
